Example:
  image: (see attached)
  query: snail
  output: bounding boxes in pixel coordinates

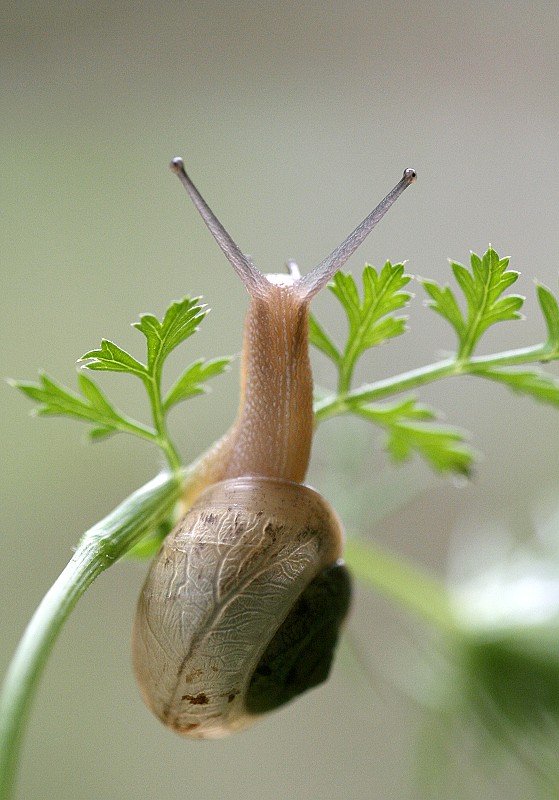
[132,158,416,738]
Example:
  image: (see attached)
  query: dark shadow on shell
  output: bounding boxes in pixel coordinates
[246,561,352,713]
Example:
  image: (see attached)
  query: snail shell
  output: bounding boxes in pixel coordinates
[132,478,350,738]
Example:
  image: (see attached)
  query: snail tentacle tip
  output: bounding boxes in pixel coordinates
[403,167,417,183]
[170,156,185,174]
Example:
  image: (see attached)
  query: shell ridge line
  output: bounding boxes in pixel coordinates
[212,512,269,603]
[163,532,317,726]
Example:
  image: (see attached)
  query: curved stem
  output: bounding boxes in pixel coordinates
[0,471,183,800]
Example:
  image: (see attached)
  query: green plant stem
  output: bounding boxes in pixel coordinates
[314,341,556,422]
[142,370,182,472]
[157,434,182,473]
[344,537,456,634]
[100,413,159,444]
[338,341,359,396]
[0,471,183,800]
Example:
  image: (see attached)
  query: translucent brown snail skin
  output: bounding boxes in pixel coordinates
[132,159,416,739]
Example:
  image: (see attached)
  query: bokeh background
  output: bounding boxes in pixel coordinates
[3,2,559,798]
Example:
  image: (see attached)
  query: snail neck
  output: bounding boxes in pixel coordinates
[223,285,313,484]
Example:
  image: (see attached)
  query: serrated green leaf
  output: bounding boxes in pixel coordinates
[12,372,88,417]
[329,271,361,329]
[77,372,118,416]
[11,371,155,441]
[6,290,221,480]
[133,297,207,370]
[309,313,341,365]
[456,247,523,354]
[163,356,232,410]
[386,424,472,475]
[422,247,524,358]
[81,339,146,377]
[354,397,474,475]
[324,262,412,391]
[451,261,478,310]
[308,263,412,393]
[362,262,412,317]
[12,295,231,469]
[536,282,559,351]
[481,294,524,324]
[330,262,412,352]
[421,279,466,338]
[362,315,407,346]
[473,367,559,407]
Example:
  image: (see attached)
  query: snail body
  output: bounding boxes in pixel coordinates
[132,159,415,737]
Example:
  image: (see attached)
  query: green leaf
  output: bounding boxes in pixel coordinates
[80,299,207,382]
[77,372,118,416]
[10,371,154,439]
[12,297,231,470]
[536,281,559,352]
[308,314,341,365]
[331,262,412,354]
[80,340,146,377]
[313,262,412,392]
[163,356,232,411]
[132,297,207,371]
[473,366,559,407]
[421,246,524,358]
[354,397,474,475]
[421,279,466,339]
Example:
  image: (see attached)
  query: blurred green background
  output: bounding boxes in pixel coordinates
[3,1,559,798]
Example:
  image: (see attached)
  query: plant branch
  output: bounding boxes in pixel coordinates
[313,341,557,423]
[0,471,183,800]
[141,365,182,473]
